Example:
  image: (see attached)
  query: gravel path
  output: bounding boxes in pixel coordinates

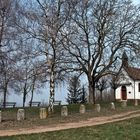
[0,110,140,137]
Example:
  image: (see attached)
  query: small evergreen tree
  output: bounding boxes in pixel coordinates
[66,75,85,104]
[80,85,87,103]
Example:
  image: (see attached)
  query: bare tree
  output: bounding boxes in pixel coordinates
[0,0,19,107]
[62,0,140,104]
[96,77,108,101]
[11,38,46,107]
[109,74,121,101]
[16,0,70,111]
[29,63,46,105]
[13,57,32,107]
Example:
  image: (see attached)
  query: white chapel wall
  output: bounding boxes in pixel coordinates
[115,68,135,100]
[134,81,140,99]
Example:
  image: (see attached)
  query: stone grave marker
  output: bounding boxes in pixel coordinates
[40,108,47,119]
[61,106,68,117]
[121,100,127,108]
[17,109,25,121]
[134,99,138,106]
[79,104,86,114]
[110,102,115,110]
[95,104,101,112]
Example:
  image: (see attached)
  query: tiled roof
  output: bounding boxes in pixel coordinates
[124,66,140,80]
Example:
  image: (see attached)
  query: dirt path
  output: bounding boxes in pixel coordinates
[1,110,140,137]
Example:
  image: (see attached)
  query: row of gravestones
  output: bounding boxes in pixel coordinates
[0,101,130,122]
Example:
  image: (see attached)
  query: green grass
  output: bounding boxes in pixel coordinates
[1,116,140,140]
[0,101,140,130]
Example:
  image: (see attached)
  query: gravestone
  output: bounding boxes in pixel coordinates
[134,99,138,106]
[121,100,127,108]
[110,102,115,110]
[40,108,47,119]
[79,104,86,114]
[95,104,101,112]
[0,111,1,122]
[61,106,68,117]
[17,109,25,121]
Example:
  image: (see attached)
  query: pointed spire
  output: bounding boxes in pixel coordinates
[122,52,128,67]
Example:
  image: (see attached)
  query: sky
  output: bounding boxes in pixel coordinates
[8,84,68,106]
[133,0,140,5]
[4,0,140,107]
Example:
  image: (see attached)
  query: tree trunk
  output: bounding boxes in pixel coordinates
[113,88,116,101]
[23,84,27,107]
[3,83,8,108]
[82,86,85,103]
[23,92,26,107]
[88,81,96,104]
[49,66,55,112]
[100,91,103,101]
[30,91,33,107]
[30,79,35,107]
[48,39,56,113]
[3,86,7,108]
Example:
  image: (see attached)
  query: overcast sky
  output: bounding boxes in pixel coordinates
[133,0,140,4]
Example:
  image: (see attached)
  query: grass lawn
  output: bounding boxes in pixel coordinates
[1,116,140,140]
[0,101,140,130]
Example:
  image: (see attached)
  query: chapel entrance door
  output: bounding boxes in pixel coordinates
[121,86,127,100]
